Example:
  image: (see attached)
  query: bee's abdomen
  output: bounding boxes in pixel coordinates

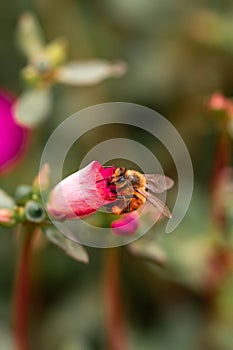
[129,193,145,211]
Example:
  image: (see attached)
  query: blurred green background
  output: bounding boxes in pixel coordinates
[1,0,233,349]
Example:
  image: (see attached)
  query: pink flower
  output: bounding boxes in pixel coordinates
[47,161,116,219]
[111,212,139,236]
[0,89,29,175]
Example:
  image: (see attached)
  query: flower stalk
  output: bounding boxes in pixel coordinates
[104,248,127,350]
[210,129,231,232]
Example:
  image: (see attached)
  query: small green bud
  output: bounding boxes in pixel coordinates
[25,201,45,223]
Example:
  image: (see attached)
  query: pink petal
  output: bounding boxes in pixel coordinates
[111,212,139,236]
[0,89,29,175]
[48,161,116,219]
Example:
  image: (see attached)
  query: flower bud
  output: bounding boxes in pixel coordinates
[47,161,115,220]
[0,208,16,227]
[111,212,139,236]
[33,163,50,192]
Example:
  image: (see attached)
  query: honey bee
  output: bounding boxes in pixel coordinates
[107,167,173,218]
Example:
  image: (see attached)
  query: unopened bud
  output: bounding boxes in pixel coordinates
[33,163,50,192]
[0,209,16,227]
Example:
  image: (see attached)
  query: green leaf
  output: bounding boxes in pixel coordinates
[15,11,45,58]
[12,88,53,128]
[43,227,89,263]
[56,59,128,86]
[0,189,15,209]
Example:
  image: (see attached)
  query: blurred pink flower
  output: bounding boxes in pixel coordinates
[208,92,233,116]
[111,212,139,236]
[47,161,116,219]
[0,89,29,175]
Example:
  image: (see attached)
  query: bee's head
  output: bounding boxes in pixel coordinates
[115,167,126,177]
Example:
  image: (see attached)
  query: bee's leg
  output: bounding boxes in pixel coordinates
[96,176,112,183]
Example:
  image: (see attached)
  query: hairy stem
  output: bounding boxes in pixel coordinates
[104,248,127,350]
[13,225,34,350]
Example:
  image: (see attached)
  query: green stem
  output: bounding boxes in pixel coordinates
[104,248,127,350]
[13,225,34,350]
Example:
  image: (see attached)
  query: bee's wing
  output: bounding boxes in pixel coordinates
[144,174,174,194]
[135,188,172,219]
[114,179,134,211]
